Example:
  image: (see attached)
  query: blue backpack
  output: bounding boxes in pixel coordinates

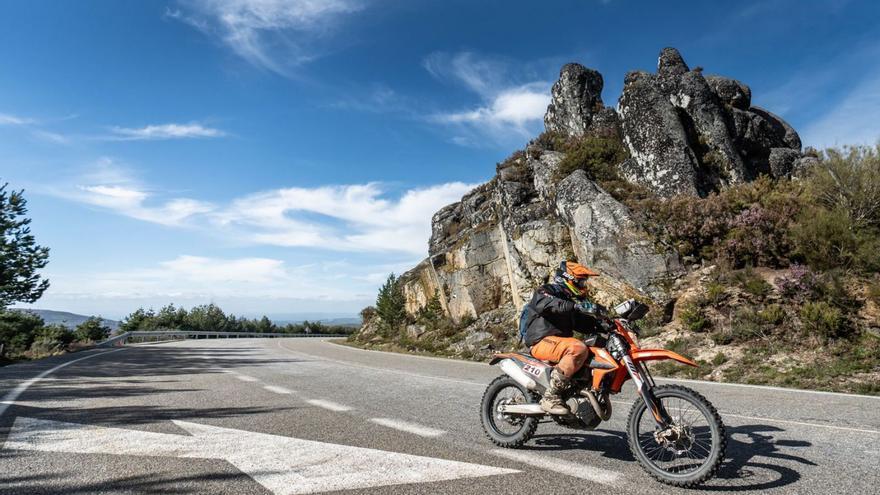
[518,303,533,344]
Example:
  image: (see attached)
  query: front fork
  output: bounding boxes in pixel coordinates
[622,354,673,428]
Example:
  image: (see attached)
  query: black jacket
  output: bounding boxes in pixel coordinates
[522,283,599,347]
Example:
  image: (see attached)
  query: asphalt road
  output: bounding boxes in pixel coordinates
[1,338,878,494]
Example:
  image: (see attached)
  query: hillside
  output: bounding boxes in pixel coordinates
[11,309,120,331]
[350,47,880,395]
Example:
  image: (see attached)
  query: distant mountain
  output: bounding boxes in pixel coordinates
[273,317,361,327]
[11,309,120,331]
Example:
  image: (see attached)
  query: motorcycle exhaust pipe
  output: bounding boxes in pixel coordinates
[580,389,612,420]
[499,403,545,415]
[498,359,537,390]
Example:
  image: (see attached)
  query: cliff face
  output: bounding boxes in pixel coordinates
[396,48,810,324]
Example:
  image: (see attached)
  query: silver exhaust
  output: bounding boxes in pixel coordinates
[580,389,612,420]
[499,403,545,415]
[498,359,537,390]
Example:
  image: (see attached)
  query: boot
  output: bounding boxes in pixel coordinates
[540,368,570,415]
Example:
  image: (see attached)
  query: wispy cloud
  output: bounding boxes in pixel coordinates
[108,122,226,140]
[216,181,478,255]
[62,158,215,227]
[0,112,35,126]
[59,159,477,255]
[423,51,551,146]
[801,69,880,149]
[168,0,365,76]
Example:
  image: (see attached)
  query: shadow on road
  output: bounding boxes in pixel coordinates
[521,423,814,491]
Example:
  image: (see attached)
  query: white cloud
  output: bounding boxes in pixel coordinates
[109,123,225,140]
[0,112,35,126]
[423,51,551,145]
[169,0,364,75]
[64,159,215,227]
[801,70,880,149]
[61,159,477,255]
[217,181,478,255]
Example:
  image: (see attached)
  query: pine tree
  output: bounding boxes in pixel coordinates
[375,273,406,334]
[0,183,49,308]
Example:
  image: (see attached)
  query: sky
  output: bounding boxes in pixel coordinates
[1,0,879,320]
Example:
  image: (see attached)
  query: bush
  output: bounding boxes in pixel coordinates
[729,307,771,342]
[553,135,628,183]
[775,264,822,302]
[807,145,880,230]
[711,352,728,366]
[758,304,786,325]
[74,317,111,342]
[799,301,846,343]
[0,310,45,355]
[679,303,709,332]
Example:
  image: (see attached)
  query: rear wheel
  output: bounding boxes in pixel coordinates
[626,384,726,487]
[480,375,540,448]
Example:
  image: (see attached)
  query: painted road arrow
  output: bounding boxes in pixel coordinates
[3,417,518,494]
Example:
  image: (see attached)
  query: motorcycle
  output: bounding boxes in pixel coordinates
[480,299,726,487]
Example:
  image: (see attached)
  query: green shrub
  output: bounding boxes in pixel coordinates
[711,352,728,366]
[679,303,710,332]
[553,135,628,183]
[0,310,45,355]
[729,307,771,342]
[758,304,786,325]
[666,337,694,358]
[74,317,111,342]
[733,268,772,298]
[705,282,727,304]
[799,301,846,343]
[807,145,880,230]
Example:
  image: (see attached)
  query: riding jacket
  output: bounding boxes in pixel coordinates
[522,283,599,347]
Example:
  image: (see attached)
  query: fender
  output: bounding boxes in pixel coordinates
[631,349,698,367]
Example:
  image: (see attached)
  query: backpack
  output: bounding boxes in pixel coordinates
[518,303,534,345]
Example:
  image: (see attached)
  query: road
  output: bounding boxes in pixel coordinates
[1,338,878,494]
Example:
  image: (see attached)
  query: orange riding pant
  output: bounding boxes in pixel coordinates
[530,336,589,377]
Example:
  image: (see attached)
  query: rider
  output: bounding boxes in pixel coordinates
[522,260,602,415]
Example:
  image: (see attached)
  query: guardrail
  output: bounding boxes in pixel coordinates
[98,330,349,347]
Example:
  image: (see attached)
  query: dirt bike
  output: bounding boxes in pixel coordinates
[480,299,726,487]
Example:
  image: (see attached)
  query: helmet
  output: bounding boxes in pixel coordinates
[553,260,600,299]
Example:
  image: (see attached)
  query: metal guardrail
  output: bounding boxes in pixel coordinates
[98,330,349,347]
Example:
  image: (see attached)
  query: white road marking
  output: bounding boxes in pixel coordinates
[0,349,126,418]
[276,340,483,387]
[656,376,880,400]
[610,399,880,434]
[489,448,620,485]
[3,417,518,495]
[369,418,446,437]
[721,412,880,434]
[306,399,352,412]
[263,385,295,395]
[233,374,260,382]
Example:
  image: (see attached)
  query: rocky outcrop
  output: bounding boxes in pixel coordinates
[387,47,808,327]
[544,64,620,138]
[400,146,680,323]
[619,48,804,197]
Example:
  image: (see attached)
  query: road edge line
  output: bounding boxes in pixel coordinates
[0,348,127,418]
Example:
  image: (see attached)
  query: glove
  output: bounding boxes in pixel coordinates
[575,301,597,314]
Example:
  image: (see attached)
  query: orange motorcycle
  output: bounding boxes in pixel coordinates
[480,299,726,487]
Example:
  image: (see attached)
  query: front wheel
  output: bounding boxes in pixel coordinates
[480,375,540,448]
[627,384,726,487]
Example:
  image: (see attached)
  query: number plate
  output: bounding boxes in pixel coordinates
[522,364,543,377]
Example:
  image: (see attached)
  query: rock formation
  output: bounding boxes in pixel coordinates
[387,48,812,326]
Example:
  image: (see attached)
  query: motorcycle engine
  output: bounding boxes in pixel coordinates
[552,396,602,430]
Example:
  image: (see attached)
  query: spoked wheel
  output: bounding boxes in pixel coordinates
[480,375,540,448]
[627,385,726,487]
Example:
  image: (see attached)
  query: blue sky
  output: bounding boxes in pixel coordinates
[1,0,878,320]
